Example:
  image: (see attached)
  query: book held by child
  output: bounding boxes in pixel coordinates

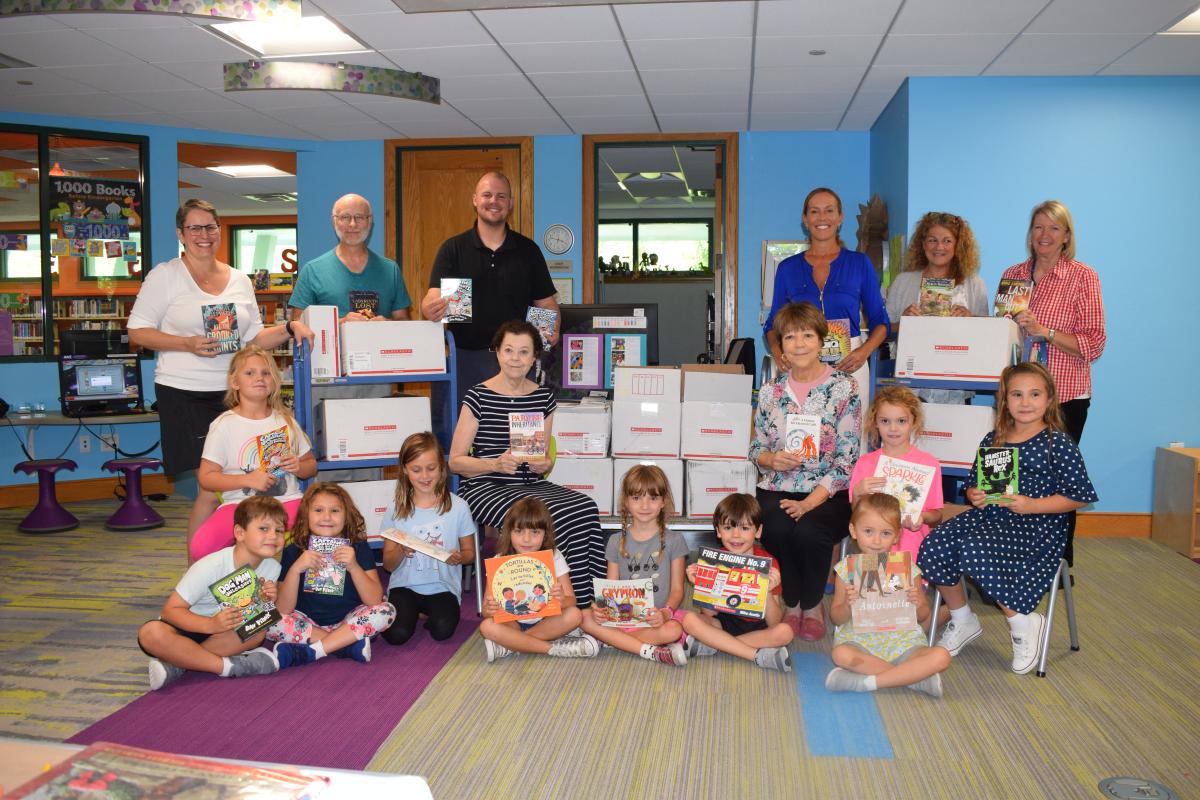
[592,578,655,627]
[379,528,454,562]
[485,550,562,623]
[303,535,349,595]
[844,551,918,632]
[208,565,280,641]
[977,446,1019,501]
[872,455,937,521]
[691,547,771,620]
[255,425,290,477]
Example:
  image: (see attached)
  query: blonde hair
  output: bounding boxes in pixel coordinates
[905,211,981,283]
[1026,200,1075,262]
[865,386,924,447]
[392,432,452,518]
[496,497,556,556]
[994,362,1065,445]
[618,464,672,559]
[851,492,902,532]
[290,482,367,550]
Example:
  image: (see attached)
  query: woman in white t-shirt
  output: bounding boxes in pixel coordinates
[128,199,312,554]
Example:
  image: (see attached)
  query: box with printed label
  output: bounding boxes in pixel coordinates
[547,457,614,515]
[894,317,1021,382]
[614,365,682,402]
[685,459,758,518]
[679,370,753,460]
[340,320,446,376]
[337,479,394,546]
[300,305,341,380]
[316,396,431,462]
[918,403,996,469]
[552,401,611,458]
[613,458,684,517]
[611,366,681,458]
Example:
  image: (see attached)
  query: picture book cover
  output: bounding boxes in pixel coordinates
[819,317,851,364]
[208,566,279,641]
[253,268,270,291]
[509,411,547,458]
[485,550,561,623]
[104,240,122,258]
[255,425,290,478]
[844,551,918,633]
[6,741,324,799]
[348,289,380,318]
[269,272,294,290]
[784,413,821,463]
[379,527,454,563]
[303,535,349,595]
[918,277,954,316]
[441,278,472,323]
[563,333,604,390]
[994,278,1033,318]
[872,455,937,522]
[977,446,1019,500]
[691,546,771,620]
[526,305,558,348]
[201,302,240,355]
[604,333,646,389]
[592,578,655,627]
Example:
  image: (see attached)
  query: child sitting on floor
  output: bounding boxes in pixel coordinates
[137,495,285,690]
[682,493,794,672]
[826,493,950,697]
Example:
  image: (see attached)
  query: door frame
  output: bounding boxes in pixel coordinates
[581,132,739,352]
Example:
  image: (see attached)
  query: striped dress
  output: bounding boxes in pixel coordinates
[458,384,606,607]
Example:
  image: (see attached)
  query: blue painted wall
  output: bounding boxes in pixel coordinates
[296,141,385,263]
[532,136,583,303]
[869,80,909,267]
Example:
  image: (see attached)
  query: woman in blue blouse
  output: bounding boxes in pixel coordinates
[764,188,889,399]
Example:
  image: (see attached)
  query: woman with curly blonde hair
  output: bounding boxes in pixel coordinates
[886,211,988,326]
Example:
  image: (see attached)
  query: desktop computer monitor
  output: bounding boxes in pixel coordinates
[58,354,144,417]
[60,328,132,357]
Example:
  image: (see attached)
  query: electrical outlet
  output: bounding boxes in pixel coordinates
[79,435,91,454]
[100,432,119,452]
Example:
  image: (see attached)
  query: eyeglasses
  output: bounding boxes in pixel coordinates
[333,213,371,224]
[182,224,219,235]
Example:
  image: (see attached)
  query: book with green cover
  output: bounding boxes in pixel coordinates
[918,277,954,316]
[977,446,1019,501]
[209,566,280,641]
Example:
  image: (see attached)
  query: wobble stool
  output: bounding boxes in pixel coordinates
[14,459,79,533]
[101,457,165,531]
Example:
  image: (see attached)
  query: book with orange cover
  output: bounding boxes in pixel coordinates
[485,550,561,623]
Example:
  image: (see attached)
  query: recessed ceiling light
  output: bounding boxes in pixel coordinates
[1165,8,1200,32]
[207,164,292,178]
[809,49,827,56]
[209,15,368,58]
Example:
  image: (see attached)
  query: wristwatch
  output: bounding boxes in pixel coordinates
[1047,328,1056,343]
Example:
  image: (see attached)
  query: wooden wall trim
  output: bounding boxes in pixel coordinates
[0,474,175,509]
[1076,512,1150,538]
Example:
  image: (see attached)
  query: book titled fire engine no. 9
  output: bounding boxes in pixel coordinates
[485,550,562,624]
[208,566,280,641]
[691,547,771,620]
[977,446,1020,501]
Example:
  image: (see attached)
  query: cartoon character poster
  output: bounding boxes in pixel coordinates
[47,176,140,241]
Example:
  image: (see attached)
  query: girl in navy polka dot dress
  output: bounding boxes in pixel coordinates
[916,362,1097,675]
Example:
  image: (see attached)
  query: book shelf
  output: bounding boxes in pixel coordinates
[1152,447,1200,559]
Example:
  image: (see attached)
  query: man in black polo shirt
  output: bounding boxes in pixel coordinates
[421,171,560,435]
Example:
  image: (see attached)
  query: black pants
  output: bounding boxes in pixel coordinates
[382,586,461,645]
[1060,398,1090,565]
[757,488,851,609]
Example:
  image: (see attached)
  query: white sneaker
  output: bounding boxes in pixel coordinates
[1010,612,1045,675]
[936,613,983,656]
[484,639,513,663]
[548,633,600,658]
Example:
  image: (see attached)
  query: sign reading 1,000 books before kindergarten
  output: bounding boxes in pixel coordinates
[49,177,141,241]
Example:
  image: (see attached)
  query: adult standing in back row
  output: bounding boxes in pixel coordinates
[421,172,561,436]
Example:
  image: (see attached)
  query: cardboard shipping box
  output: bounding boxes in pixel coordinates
[918,402,996,468]
[552,401,611,458]
[894,316,1022,382]
[316,396,432,462]
[340,320,446,376]
[679,369,754,460]
[300,305,341,380]
[685,459,758,518]
[611,366,682,458]
[547,457,614,515]
[337,479,394,546]
[613,457,685,517]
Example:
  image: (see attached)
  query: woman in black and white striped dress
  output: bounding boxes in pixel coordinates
[449,320,606,606]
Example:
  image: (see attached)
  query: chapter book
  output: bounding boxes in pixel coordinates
[994,278,1033,318]
[872,455,937,521]
[485,550,561,623]
[303,535,349,595]
[977,446,1019,501]
[201,303,240,354]
[379,527,453,563]
[348,289,380,318]
[526,305,558,348]
[918,277,954,316]
[785,413,821,463]
[509,411,547,458]
[592,578,655,628]
[844,551,918,633]
[256,424,290,478]
[6,741,325,799]
[691,547,771,620]
[208,566,279,641]
[441,278,472,323]
[819,317,851,364]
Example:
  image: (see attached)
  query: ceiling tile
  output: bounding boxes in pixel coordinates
[640,67,750,94]
[308,0,402,13]
[650,92,746,114]
[529,70,644,97]
[615,2,753,39]
[59,11,198,30]
[474,116,572,135]
[755,34,882,68]
[171,108,298,137]
[753,65,867,93]
[857,64,958,95]
[261,104,375,126]
[0,14,67,33]
[751,110,842,130]
[117,89,253,114]
[287,119,401,140]
[1100,33,1200,74]
[156,61,227,90]
[562,113,658,134]
[475,6,620,44]
[752,90,853,114]
[452,95,554,117]
[1029,0,1200,35]
[505,40,633,73]
[987,33,1148,72]
[272,51,392,68]
[380,45,518,77]
[1,67,104,96]
[628,37,750,71]
[225,89,350,110]
[0,90,153,117]
[389,116,490,137]
[756,0,902,37]
[891,0,1047,35]
[82,25,251,62]
[842,89,893,118]
[875,34,1012,65]
[439,73,538,100]
[656,112,746,132]
[548,94,650,116]
[334,11,490,50]
[0,28,140,66]
[74,64,203,93]
[342,93,472,123]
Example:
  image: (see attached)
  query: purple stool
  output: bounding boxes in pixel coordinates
[101,457,165,531]
[14,459,79,533]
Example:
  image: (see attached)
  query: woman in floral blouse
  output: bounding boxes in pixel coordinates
[750,302,861,642]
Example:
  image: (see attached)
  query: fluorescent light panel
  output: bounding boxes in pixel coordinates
[209,16,368,58]
[207,164,292,178]
[1165,7,1200,32]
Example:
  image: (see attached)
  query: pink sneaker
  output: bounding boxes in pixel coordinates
[798,608,826,641]
[784,613,804,638]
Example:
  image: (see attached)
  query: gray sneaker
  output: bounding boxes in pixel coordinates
[548,633,600,658]
[754,646,792,673]
[484,639,513,663]
[226,647,278,679]
[908,672,944,698]
[148,658,184,691]
[684,635,717,658]
[936,613,983,656]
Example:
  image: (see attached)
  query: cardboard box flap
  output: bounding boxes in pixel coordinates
[681,370,753,403]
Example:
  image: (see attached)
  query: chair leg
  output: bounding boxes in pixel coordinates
[1036,559,1064,678]
[473,525,484,617]
[1060,557,1079,652]
[928,588,941,648]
